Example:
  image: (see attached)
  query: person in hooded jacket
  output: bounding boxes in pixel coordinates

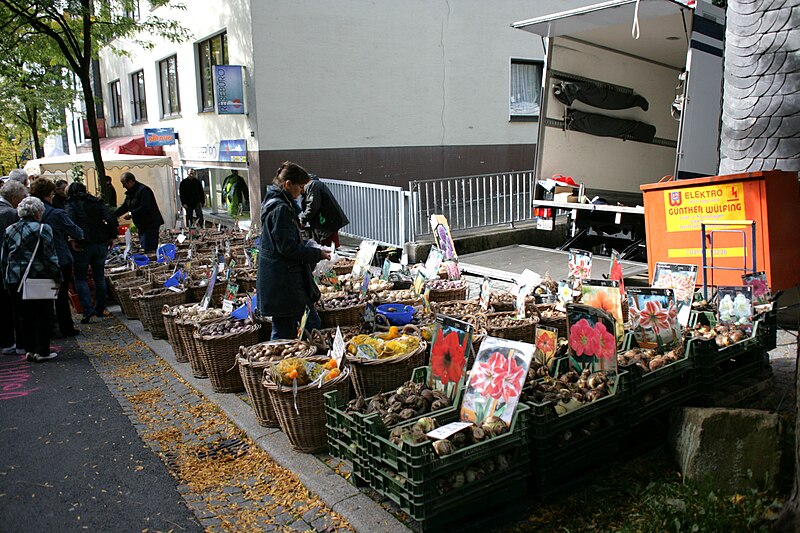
[257,161,330,340]
[115,172,164,252]
[66,182,118,324]
[299,174,349,247]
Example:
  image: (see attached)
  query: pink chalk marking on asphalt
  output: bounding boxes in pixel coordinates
[0,354,40,400]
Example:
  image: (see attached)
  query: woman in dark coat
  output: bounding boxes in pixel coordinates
[257,162,330,340]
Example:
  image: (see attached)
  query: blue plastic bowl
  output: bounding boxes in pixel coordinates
[157,243,177,263]
[132,253,150,267]
[376,303,416,326]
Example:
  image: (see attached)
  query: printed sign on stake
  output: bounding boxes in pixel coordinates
[221,282,239,313]
[533,325,559,375]
[423,247,444,280]
[429,214,458,261]
[331,327,346,370]
[380,258,391,281]
[412,271,426,296]
[199,264,219,310]
[351,240,378,279]
[296,307,310,340]
[361,271,371,298]
[428,316,473,400]
[479,278,491,311]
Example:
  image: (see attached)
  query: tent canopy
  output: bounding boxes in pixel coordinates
[24,153,177,230]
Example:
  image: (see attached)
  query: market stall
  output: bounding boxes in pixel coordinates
[24,153,177,229]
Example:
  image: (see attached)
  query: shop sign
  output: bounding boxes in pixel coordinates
[144,128,176,147]
[214,65,246,115]
[182,144,218,161]
[219,139,247,163]
[663,182,746,233]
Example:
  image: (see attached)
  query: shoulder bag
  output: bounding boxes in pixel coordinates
[19,225,59,300]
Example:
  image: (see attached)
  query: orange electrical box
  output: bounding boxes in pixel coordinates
[640,171,800,291]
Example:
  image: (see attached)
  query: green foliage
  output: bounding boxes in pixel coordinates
[618,476,782,533]
[70,163,85,184]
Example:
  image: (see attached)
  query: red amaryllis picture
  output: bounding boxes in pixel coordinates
[431,330,467,385]
[593,322,616,361]
[534,325,558,373]
[461,337,534,426]
[429,317,473,399]
[568,318,598,357]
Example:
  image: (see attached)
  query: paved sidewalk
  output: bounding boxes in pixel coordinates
[89,307,409,533]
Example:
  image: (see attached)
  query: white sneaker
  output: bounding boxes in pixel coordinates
[15,348,25,355]
[33,352,59,363]
[1,345,16,355]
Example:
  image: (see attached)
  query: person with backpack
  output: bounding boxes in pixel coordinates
[299,174,349,247]
[257,162,329,340]
[66,182,118,324]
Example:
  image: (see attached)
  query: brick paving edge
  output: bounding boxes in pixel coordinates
[108,305,410,533]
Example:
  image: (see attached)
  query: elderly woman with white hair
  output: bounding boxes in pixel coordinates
[0,180,28,355]
[0,196,62,363]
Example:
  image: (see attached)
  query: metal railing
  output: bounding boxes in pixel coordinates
[320,178,409,247]
[409,170,536,240]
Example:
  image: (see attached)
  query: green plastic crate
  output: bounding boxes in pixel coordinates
[698,345,766,395]
[366,403,530,485]
[377,460,528,532]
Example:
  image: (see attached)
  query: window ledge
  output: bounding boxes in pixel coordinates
[161,114,183,121]
[131,119,149,125]
[509,115,539,123]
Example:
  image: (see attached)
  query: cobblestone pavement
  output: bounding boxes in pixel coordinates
[76,319,352,532]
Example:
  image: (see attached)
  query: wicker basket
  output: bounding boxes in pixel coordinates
[235,271,258,294]
[427,283,468,303]
[115,279,151,320]
[238,341,317,427]
[485,312,537,343]
[317,303,366,328]
[105,269,137,303]
[432,300,483,321]
[194,320,260,393]
[263,362,352,453]
[536,304,568,339]
[187,280,226,305]
[175,316,209,378]
[372,290,423,307]
[333,260,354,276]
[134,288,187,339]
[346,340,428,398]
[305,326,363,352]
[162,305,189,363]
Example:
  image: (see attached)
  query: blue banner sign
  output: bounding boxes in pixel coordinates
[144,128,176,146]
[214,65,246,115]
[218,139,247,163]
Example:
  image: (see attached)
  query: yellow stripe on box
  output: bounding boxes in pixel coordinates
[667,247,746,259]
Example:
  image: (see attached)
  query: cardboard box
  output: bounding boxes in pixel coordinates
[554,185,578,194]
[554,192,578,203]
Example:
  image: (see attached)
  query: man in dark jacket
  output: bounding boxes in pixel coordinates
[66,182,118,324]
[115,172,164,252]
[101,175,117,207]
[299,175,349,247]
[52,179,68,209]
[178,169,205,227]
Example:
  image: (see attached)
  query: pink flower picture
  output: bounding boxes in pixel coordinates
[568,318,598,357]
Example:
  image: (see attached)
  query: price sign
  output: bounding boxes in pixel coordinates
[332,327,346,369]
[426,422,472,440]
[297,306,310,340]
[479,277,491,311]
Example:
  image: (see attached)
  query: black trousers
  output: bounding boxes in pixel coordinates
[8,283,54,356]
[0,285,23,348]
[55,263,76,334]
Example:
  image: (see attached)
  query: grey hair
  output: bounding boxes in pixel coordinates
[0,180,27,204]
[17,195,44,220]
[8,169,28,185]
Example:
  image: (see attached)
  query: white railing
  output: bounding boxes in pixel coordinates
[320,178,409,247]
[408,170,536,240]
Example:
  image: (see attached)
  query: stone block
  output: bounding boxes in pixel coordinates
[670,407,781,492]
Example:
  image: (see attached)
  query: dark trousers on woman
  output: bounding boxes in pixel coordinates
[55,263,77,335]
[270,307,322,340]
[72,243,108,319]
[0,285,23,349]
[9,283,54,356]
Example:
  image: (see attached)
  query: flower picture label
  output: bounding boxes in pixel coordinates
[717,285,754,333]
[742,271,770,307]
[429,316,473,400]
[581,280,624,345]
[568,249,593,283]
[461,337,533,427]
[627,288,681,352]
[430,214,458,261]
[652,262,698,326]
[566,304,619,376]
[609,250,625,294]
[534,325,559,373]
[351,240,378,279]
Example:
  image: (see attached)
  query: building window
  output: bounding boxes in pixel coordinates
[109,79,124,126]
[131,70,147,123]
[124,0,141,20]
[198,32,228,112]
[510,59,543,118]
[159,55,181,117]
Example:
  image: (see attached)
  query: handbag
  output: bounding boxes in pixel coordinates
[19,225,59,300]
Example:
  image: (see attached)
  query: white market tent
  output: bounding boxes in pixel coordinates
[24,153,177,230]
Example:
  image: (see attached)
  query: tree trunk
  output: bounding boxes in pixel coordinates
[776,316,800,531]
[79,65,105,191]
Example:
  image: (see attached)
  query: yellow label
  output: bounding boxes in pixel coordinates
[664,182,746,232]
[667,247,746,259]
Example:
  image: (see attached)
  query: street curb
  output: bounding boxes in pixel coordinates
[111,306,409,533]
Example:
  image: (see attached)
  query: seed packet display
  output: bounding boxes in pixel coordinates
[568,249,592,283]
[717,285,754,332]
[609,250,625,295]
[627,288,681,352]
[566,304,618,374]
[581,280,624,345]
[461,336,533,427]
[428,316,473,400]
[533,325,559,375]
[742,272,770,307]
[423,247,445,280]
[430,214,458,261]
[652,262,698,327]
[351,240,378,279]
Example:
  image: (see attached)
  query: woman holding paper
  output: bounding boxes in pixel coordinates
[257,161,330,339]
